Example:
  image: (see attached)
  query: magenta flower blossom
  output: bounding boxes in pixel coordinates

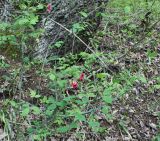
[47,3,52,13]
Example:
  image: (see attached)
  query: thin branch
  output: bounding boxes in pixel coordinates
[50,19,109,69]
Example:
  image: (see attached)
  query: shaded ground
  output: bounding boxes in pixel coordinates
[0,1,160,140]
[0,38,160,140]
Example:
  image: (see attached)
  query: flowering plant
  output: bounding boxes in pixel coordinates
[71,81,78,89]
[47,3,52,13]
[79,72,85,81]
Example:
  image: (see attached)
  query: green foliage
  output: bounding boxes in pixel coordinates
[21,103,30,117]
[1,0,160,140]
[103,86,114,104]
[152,134,160,141]
[29,89,41,98]
[72,22,88,33]
[0,1,44,58]
[79,11,88,18]
[0,59,10,68]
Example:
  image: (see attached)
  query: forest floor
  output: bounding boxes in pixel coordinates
[0,1,160,141]
[1,25,160,140]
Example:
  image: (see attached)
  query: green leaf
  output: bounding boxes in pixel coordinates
[103,95,112,104]
[72,23,85,33]
[81,97,89,104]
[89,121,100,128]
[154,84,160,89]
[18,18,29,25]
[37,4,44,10]
[19,4,27,9]
[47,103,57,111]
[47,96,56,103]
[1,36,7,41]
[86,93,95,97]
[78,93,95,98]
[75,100,83,105]
[96,73,108,79]
[54,41,64,48]
[41,96,48,103]
[80,12,88,18]
[45,103,57,116]
[32,106,41,115]
[124,6,131,13]
[57,80,67,88]
[49,73,56,81]
[64,65,81,78]
[74,113,86,122]
[10,100,17,107]
[21,108,30,116]
[30,16,38,25]
[21,104,30,116]
[154,134,160,141]
[88,120,100,132]
[0,22,9,30]
[30,89,36,97]
[29,89,41,98]
[57,122,77,133]
[57,126,70,133]
[103,88,112,96]
[147,49,157,59]
[57,101,66,107]
[139,75,147,83]
[63,96,76,102]
[45,110,53,116]
[54,117,64,125]
[102,106,110,115]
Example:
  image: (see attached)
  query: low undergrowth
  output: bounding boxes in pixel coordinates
[0,0,160,140]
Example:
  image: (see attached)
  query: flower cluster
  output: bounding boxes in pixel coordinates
[47,3,52,13]
[71,72,85,89]
[71,81,78,89]
[79,72,85,81]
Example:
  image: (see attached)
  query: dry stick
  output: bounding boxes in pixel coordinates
[50,19,110,70]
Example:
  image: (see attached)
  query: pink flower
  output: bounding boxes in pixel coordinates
[47,3,52,13]
[79,72,85,81]
[71,81,78,89]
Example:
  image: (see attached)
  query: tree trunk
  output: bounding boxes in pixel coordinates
[0,0,108,59]
[34,0,108,58]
